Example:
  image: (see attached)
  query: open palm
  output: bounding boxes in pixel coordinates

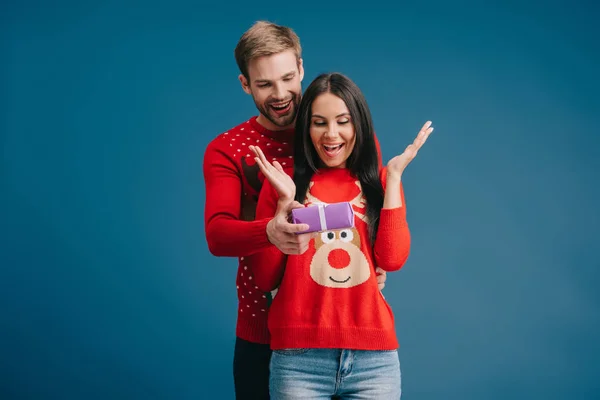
[387,121,434,179]
[249,145,296,202]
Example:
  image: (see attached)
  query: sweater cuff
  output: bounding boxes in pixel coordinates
[249,218,273,251]
[378,207,407,231]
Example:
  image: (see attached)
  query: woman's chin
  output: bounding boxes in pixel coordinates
[323,161,347,169]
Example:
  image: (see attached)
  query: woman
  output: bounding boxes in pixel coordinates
[249,72,434,399]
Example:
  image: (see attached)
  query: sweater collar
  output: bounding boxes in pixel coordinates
[315,167,355,180]
[248,116,295,143]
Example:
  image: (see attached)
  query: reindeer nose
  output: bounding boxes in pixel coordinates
[328,248,351,269]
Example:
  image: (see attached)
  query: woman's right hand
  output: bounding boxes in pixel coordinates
[249,145,296,203]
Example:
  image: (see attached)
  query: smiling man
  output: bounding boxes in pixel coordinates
[202,21,387,399]
[241,50,302,130]
[203,22,314,399]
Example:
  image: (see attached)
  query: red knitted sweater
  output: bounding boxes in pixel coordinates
[203,116,294,344]
[253,167,411,350]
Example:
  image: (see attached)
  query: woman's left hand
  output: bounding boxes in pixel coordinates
[387,121,434,180]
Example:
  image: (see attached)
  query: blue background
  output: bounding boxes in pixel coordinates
[2,1,599,399]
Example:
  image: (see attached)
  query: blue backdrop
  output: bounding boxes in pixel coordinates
[2,1,599,399]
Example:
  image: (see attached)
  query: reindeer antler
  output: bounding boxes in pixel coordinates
[306,180,369,223]
[349,181,369,223]
[305,182,326,205]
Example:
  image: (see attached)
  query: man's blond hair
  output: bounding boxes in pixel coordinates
[234,21,302,79]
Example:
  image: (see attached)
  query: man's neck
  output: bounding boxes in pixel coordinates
[256,114,295,132]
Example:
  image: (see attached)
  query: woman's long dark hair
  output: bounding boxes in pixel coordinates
[294,72,384,244]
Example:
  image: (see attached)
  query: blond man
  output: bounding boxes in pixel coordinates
[203,21,386,399]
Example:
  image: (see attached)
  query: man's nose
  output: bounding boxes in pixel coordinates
[272,83,286,101]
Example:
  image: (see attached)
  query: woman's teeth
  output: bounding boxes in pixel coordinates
[323,144,343,151]
[323,144,344,157]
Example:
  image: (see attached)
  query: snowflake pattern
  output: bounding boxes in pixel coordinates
[221,120,293,318]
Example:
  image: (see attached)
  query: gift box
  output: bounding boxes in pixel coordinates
[291,202,355,234]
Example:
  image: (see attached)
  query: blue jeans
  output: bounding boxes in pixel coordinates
[269,348,401,399]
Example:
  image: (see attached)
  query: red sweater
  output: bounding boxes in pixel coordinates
[253,167,411,350]
[203,116,294,344]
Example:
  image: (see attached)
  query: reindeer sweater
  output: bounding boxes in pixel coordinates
[203,116,294,344]
[204,116,385,345]
[253,167,411,350]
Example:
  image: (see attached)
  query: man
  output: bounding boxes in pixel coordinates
[203,21,387,399]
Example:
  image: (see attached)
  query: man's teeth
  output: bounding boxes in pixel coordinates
[271,101,291,110]
[324,144,343,151]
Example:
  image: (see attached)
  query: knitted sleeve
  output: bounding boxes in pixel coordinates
[203,141,272,257]
[248,179,288,292]
[372,167,411,271]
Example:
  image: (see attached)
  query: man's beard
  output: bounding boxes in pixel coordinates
[255,93,300,129]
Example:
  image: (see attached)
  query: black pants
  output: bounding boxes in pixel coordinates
[233,337,272,400]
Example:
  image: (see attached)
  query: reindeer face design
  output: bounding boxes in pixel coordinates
[309,227,371,288]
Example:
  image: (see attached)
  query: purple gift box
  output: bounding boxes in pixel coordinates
[291,202,355,234]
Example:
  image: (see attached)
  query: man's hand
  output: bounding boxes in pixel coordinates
[376,267,387,291]
[267,200,315,255]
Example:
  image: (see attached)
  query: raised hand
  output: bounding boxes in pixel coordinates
[249,145,296,202]
[387,121,434,180]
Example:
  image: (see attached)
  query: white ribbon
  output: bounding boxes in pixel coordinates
[317,203,327,231]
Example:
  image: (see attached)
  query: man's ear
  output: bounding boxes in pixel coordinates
[298,58,305,82]
[239,74,252,95]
